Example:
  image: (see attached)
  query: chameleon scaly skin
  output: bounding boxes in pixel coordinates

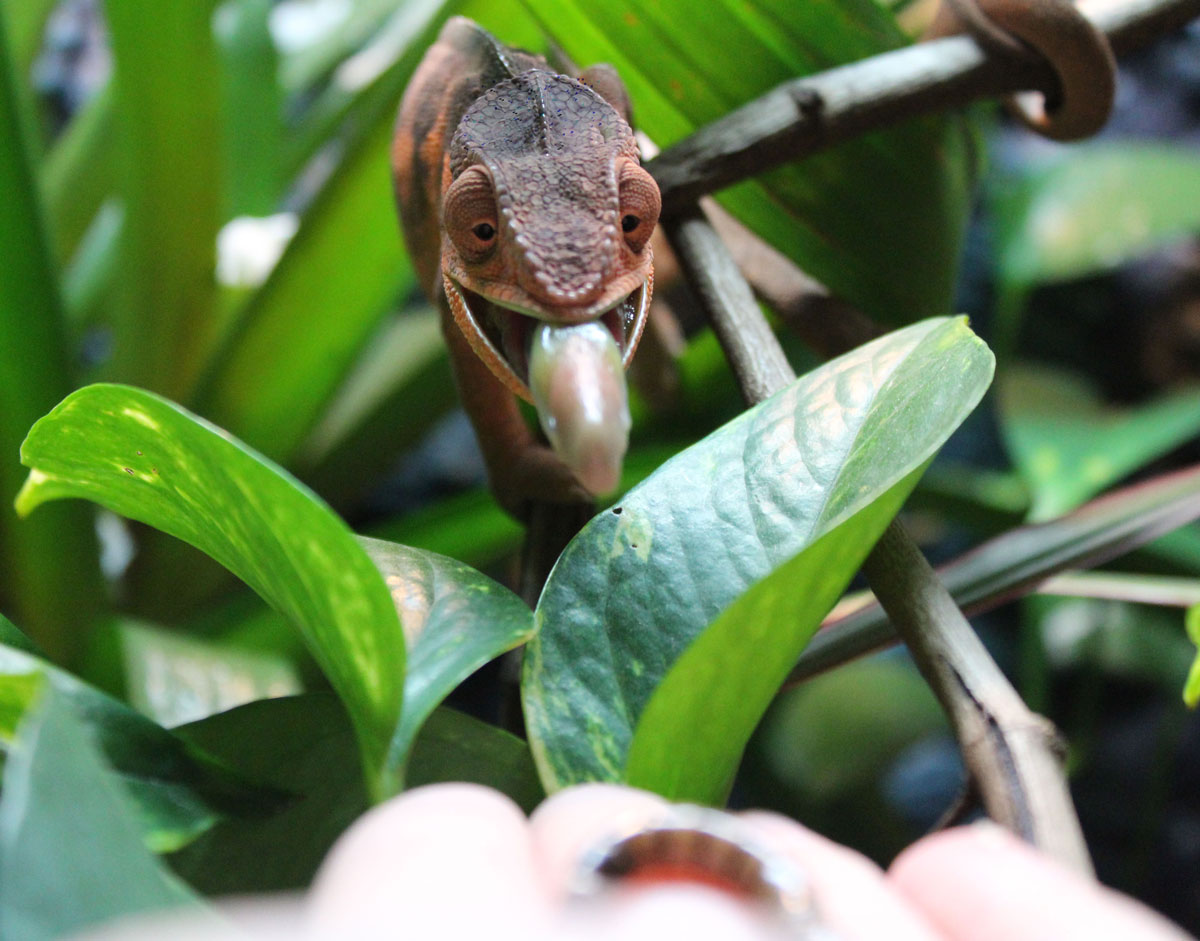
[393,17,659,517]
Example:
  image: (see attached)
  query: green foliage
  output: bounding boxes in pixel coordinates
[2,0,1199,933]
[0,685,199,941]
[17,384,408,797]
[525,318,994,796]
[520,0,975,323]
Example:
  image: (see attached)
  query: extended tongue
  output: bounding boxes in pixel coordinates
[528,321,631,497]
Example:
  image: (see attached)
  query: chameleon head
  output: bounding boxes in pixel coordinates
[440,69,659,496]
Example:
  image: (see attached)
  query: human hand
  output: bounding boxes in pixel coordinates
[87,782,1191,940]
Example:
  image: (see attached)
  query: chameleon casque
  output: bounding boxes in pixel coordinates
[392,17,660,518]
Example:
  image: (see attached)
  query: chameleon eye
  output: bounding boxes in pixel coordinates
[444,166,499,261]
[618,162,660,253]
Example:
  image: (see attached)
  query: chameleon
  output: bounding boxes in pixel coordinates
[392,17,660,518]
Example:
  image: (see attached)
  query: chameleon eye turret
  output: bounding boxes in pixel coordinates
[393,16,658,512]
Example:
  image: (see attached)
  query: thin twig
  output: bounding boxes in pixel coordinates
[662,204,1092,873]
[647,0,1200,209]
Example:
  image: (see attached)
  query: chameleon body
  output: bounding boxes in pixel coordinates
[392,17,660,516]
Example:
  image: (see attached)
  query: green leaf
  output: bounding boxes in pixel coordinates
[106,0,224,396]
[0,16,105,664]
[406,707,545,813]
[193,102,414,464]
[991,142,1200,342]
[40,85,116,268]
[524,317,994,793]
[0,685,200,941]
[625,470,922,802]
[1185,605,1200,708]
[215,0,284,217]
[358,536,535,776]
[168,694,369,894]
[296,309,459,507]
[16,384,405,798]
[998,364,1200,521]
[520,0,974,321]
[170,696,543,893]
[87,619,302,728]
[0,634,272,854]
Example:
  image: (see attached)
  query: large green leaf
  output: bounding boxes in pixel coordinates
[105,0,224,396]
[0,632,274,854]
[170,696,543,894]
[524,317,994,792]
[0,16,105,664]
[519,0,974,322]
[357,536,535,776]
[168,694,369,894]
[0,686,199,941]
[624,470,922,802]
[990,142,1200,347]
[998,364,1200,521]
[16,384,406,797]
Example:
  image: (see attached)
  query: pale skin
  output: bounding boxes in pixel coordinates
[91,783,1191,940]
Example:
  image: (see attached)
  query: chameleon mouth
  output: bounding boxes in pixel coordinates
[443,275,650,403]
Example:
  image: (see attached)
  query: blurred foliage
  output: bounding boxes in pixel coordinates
[1,0,1199,936]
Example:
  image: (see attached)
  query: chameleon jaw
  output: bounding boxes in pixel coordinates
[442,273,651,404]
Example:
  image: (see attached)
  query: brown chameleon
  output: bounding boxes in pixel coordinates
[392,17,660,518]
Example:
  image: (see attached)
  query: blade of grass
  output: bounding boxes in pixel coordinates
[105,0,223,397]
[0,17,104,664]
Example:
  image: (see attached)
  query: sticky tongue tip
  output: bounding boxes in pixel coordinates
[529,320,630,496]
[573,446,622,497]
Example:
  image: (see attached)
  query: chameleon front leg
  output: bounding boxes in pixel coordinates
[440,301,592,520]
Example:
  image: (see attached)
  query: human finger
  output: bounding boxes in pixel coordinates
[889,823,1191,941]
[738,810,943,941]
[307,783,551,940]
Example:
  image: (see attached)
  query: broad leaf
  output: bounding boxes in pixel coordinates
[16,384,405,797]
[524,317,994,793]
[991,142,1200,345]
[171,696,543,894]
[168,694,369,894]
[998,364,1200,521]
[624,470,922,802]
[520,0,974,321]
[357,536,535,777]
[0,686,200,941]
[0,634,272,854]
[87,619,301,728]
[406,707,545,813]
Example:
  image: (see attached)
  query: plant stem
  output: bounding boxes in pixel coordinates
[662,204,1091,873]
[648,0,1200,209]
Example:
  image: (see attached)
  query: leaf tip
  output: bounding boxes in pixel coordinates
[13,469,48,518]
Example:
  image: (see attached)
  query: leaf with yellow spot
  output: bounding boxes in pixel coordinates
[17,384,405,799]
[523,318,994,796]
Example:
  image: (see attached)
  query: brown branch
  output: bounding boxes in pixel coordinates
[662,203,1092,873]
[648,0,1200,210]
